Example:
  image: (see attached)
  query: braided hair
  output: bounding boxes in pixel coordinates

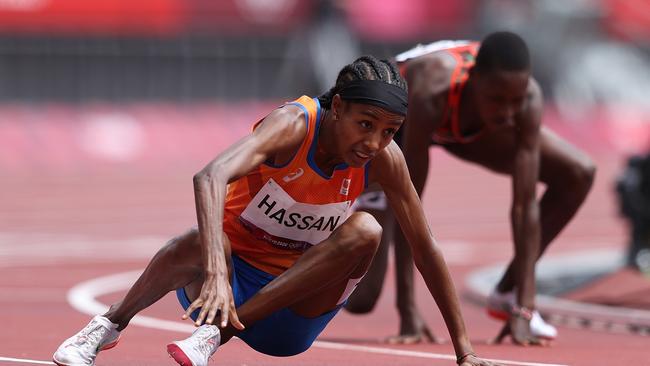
[318,56,407,109]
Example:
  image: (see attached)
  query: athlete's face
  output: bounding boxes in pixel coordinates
[474,69,530,127]
[333,97,404,167]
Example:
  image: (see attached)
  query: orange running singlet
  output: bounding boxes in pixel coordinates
[223,96,368,276]
[396,40,484,144]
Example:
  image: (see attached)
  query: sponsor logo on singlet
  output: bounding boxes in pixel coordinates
[282,168,304,182]
[239,179,351,251]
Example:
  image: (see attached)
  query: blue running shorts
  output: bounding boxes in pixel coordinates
[176,255,343,356]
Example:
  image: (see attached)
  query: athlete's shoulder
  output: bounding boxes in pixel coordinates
[405,54,455,98]
[289,95,320,114]
[527,77,543,100]
[254,96,312,143]
[248,97,315,168]
[525,77,543,117]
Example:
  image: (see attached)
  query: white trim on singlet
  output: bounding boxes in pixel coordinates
[395,40,472,63]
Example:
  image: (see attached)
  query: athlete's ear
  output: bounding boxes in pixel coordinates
[331,94,344,120]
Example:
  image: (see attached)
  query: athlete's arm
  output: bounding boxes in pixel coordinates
[511,79,543,312]
[390,60,448,340]
[187,104,308,328]
[401,60,442,195]
[370,143,478,362]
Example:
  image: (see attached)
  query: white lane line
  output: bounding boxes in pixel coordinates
[0,356,54,365]
[313,342,569,366]
[66,271,569,366]
[67,270,195,334]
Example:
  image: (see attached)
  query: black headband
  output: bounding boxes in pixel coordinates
[338,79,408,116]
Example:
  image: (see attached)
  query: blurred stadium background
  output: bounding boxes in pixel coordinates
[1,0,649,164]
[1,0,649,267]
[1,2,650,364]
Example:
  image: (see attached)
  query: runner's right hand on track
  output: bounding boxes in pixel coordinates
[492,316,548,346]
[385,322,443,344]
[182,270,245,330]
[458,353,503,366]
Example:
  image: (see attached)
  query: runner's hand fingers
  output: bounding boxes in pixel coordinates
[484,360,503,366]
[527,336,549,347]
[206,298,221,326]
[421,326,444,344]
[459,354,503,366]
[385,335,421,345]
[182,298,204,320]
[219,299,230,328]
[229,303,245,330]
[512,335,529,346]
[195,295,216,326]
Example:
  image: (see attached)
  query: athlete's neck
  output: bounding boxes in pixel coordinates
[315,109,344,176]
[458,78,485,134]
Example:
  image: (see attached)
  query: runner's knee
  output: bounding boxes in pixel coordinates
[545,153,596,197]
[562,158,596,197]
[159,227,202,266]
[580,159,597,190]
[333,212,382,257]
[345,284,382,313]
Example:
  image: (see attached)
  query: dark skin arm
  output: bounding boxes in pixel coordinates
[390,59,447,341]
[187,104,308,328]
[371,143,498,366]
[511,79,543,310]
[401,59,445,195]
[496,79,545,345]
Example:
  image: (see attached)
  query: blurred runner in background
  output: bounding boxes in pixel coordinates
[348,31,596,346]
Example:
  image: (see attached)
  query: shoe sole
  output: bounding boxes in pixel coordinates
[52,336,121,366]
[167,343,194,366]
[487,308,510,321]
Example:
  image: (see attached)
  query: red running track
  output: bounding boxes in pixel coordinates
[0,104,645,366]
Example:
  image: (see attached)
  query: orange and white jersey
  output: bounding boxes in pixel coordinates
[224,96,368,276]
[396,40,483,144]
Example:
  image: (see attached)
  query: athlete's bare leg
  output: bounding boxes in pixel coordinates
[214,211,383,344]
[345,207,390,314]
[495,128,595,292]
[443,127,595,293]
[104,228,222,331]
[346,205,439,344]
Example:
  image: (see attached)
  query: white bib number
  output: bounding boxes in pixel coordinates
[239,179,351,250]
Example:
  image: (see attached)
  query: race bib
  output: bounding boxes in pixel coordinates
[239,179,351,251]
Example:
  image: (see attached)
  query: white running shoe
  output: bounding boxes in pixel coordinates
[530,310,558,340]
[486,289,558,340]
[53,315,121,366]
[167,324,221,366]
